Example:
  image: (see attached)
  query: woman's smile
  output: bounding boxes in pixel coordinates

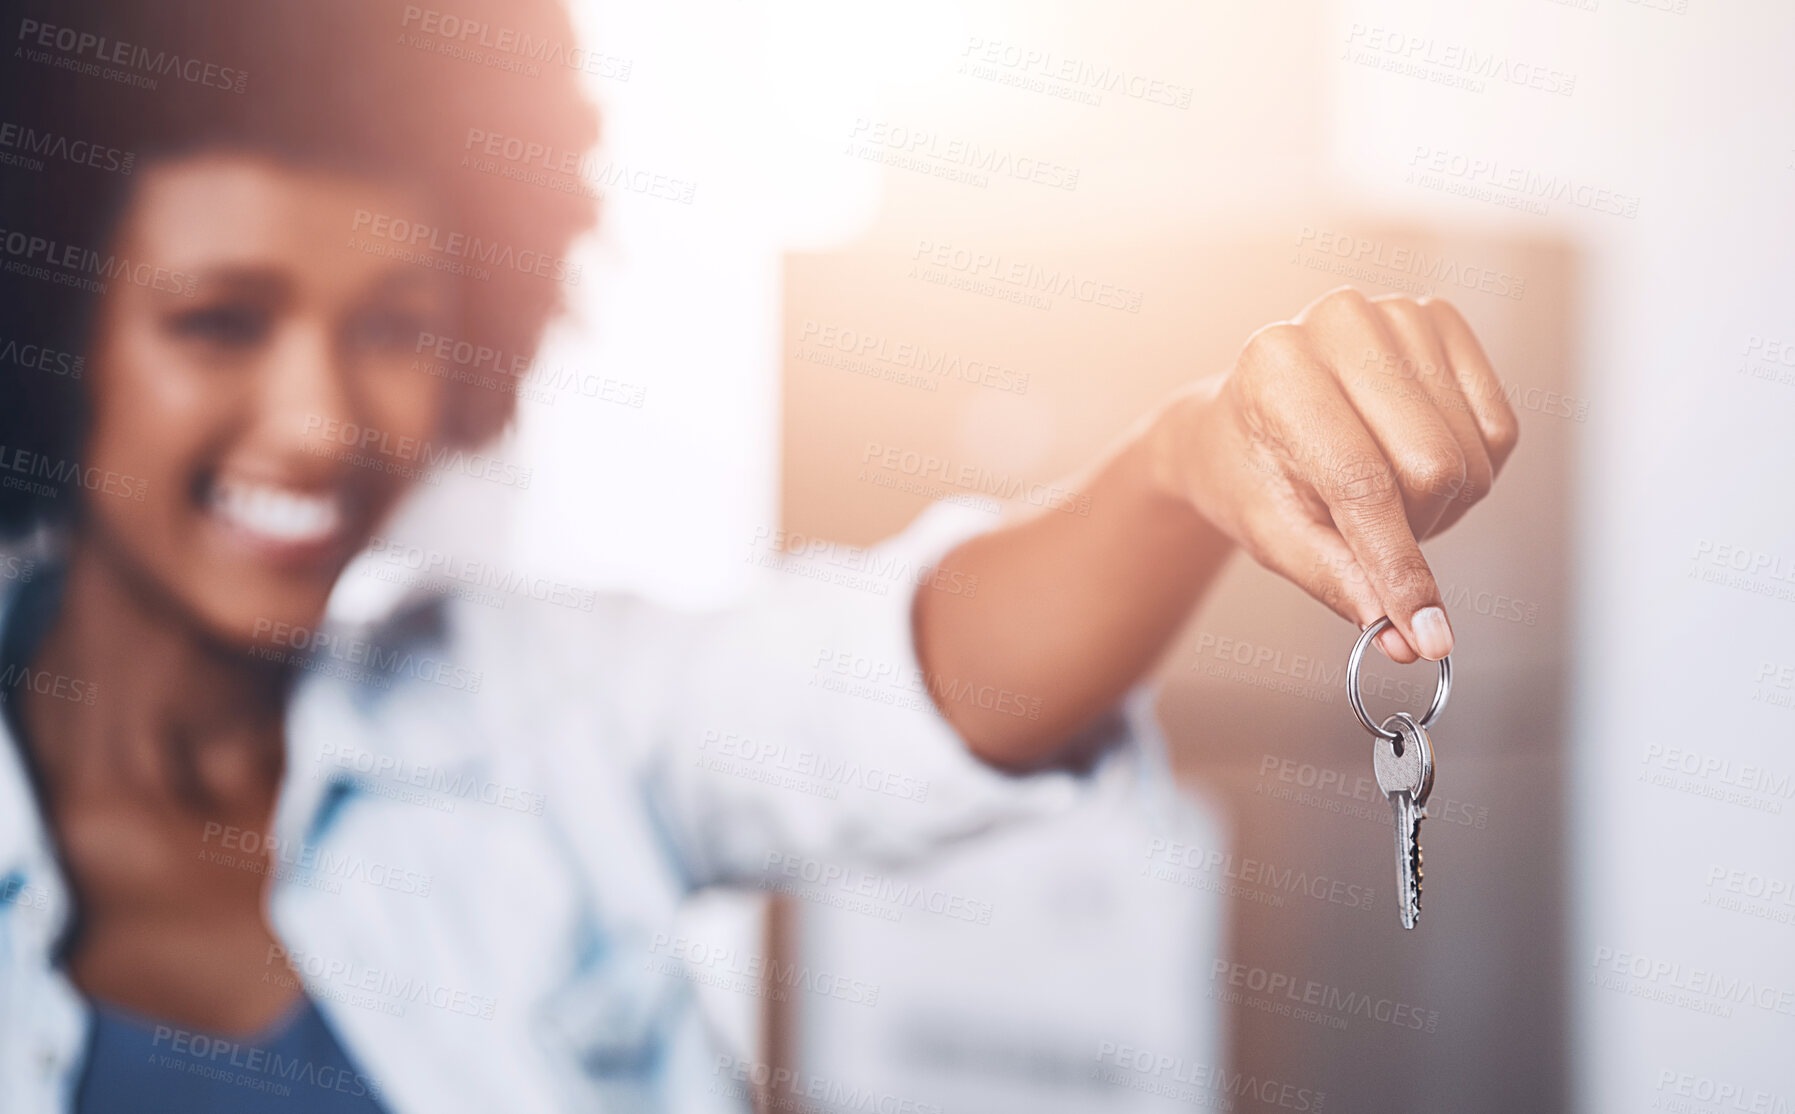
[200,473,355,568]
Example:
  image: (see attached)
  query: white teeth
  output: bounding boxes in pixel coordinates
[209,479,344,546]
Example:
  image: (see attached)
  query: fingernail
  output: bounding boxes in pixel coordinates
[1377,628,1411,661]
[1410,607,1454,660]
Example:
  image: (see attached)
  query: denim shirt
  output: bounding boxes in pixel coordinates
[0,502,1150,1114]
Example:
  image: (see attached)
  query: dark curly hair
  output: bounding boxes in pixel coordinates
[0,0,601,536]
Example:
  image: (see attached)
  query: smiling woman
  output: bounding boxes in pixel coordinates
[0,0,598,1109]
[0,0,600,542]
[0,1,1529,1112]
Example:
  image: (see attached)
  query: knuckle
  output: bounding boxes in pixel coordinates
[1487,404,1522,455]
[1399,444,1467,499]
[1329,455,1401,509]
[1383,301,1436,340]
[1459,453,1493,503]
[1373,293,1424,318]
[1313,285,1373,323]
[1240,322,1305,368]
[1418,295,1464,324]
[1379,553,1438,603]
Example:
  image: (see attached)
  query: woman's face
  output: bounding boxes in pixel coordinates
[80,154,454,646]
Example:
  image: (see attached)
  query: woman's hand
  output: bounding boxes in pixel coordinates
[1145,287,1520,663]
[917,286,1519,767]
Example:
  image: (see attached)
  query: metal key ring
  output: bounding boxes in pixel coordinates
[1347,616,1452,740]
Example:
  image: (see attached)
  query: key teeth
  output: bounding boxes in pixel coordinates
[1412,838,1424,920]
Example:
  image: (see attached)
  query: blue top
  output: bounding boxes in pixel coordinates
[75,998,389,1113]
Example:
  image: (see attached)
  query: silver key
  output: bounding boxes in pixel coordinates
[1345,616,1452,929]
[1372,712,1435,930]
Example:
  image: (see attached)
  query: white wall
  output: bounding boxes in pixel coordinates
[1327,0,1795,1107]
